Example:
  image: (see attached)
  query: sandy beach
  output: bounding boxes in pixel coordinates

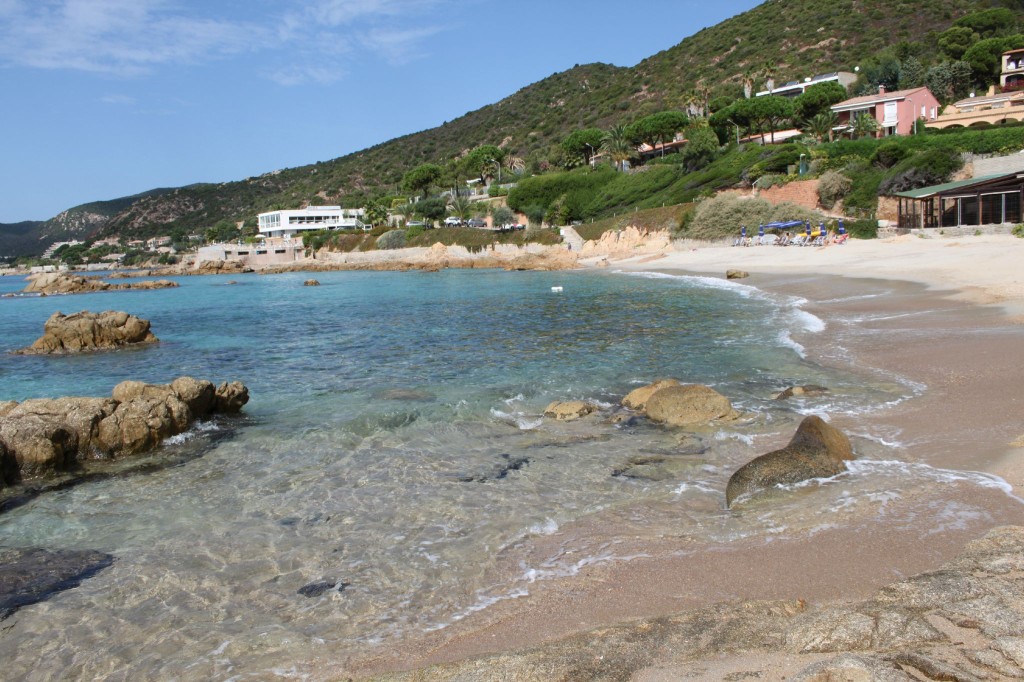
[346,233,1024,679]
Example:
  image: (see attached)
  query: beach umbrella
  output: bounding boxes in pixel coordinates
[838,220,846,235]
[758,224,765,237]
[741,225,746,238]
[805,222,811,238]
[819,221,826,237]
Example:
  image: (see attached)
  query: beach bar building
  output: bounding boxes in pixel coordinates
[257,206,367,239]
[894,172,1024,229]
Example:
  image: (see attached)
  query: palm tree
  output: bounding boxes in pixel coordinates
[851,112,879,139]
[806,111,839,143]
[447,194,473,222]
[601,124,633,172]
[695,81,712,117]
[761,61,776,94]
[504,155,525,175]
[742,68,756,99]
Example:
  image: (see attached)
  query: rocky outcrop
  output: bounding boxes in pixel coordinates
[21,272,178,296]
[726,415,853,507]
[0,377,248,484]
[726,269,749,279]
[644,384,740,427]
[622,379,681,411]
[382,526,1024,682]
[192,260,253,275]
[14,310,158,355]
[579,226,672,259]
[303,279,320,286]
[544,400,598,421]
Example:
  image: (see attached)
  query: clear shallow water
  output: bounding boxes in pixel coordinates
[0,269,1013,679]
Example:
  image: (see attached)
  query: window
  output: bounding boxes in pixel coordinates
[981,194,1002,224]
[960,196,979,225]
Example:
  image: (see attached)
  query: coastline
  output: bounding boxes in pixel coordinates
[348,235,1024,679]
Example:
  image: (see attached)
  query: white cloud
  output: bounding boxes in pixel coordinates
[0,0,453,83]
[100,93,137,105]
[0,0,258,74]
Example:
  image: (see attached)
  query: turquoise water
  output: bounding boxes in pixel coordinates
[0,268,1009,678]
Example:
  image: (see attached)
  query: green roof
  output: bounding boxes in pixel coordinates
[894,173,1014,199]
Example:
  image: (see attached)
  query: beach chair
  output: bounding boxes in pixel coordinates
[791,234,806,247]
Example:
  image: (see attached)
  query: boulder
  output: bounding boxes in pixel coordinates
[644,384,739,427]
[622,379,681,411]
[22,272,109,295]
[0,415,79,478]
[15,310,158,355]
[773,385,829,400]
[725,415,854,507]
[125,279,178,290]
[544,400,598,421]
[726,269,749,280]
[303,279,320,286]
[170,377,216,417]
[0,377,248,482]
[0,401,17,418]
[214,381,249,413]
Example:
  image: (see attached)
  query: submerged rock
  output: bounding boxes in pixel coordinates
[0,547,115,620]
[297,580,349,598]
[303,279,320,286]
[644,384,739,427]
[544,400,598,421]
[457,454,531,483]
[14,310,158,355]
[773,385,830,401]
[725,415,853,507]
[726,269,749,280]
[0,376,249,485]
[622,379,681,411]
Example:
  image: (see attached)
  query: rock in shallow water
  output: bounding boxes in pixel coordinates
[14,310,158,355]
[297,580,350,598]
[544,400,598,421]
[0,547,115,620]
[644,384,739,427]
[725,415,853,507]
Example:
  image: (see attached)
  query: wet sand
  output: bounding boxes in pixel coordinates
[346,244,1024,679]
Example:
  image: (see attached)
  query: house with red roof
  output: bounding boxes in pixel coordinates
[830,86,941,137]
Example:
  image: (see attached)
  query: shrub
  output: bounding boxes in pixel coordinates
[1013,224,1024,238]
[376,230,407,250]
[817,171,853,209]
[843,219,878,239]
[405,224,425,240]
[754,174,783,190]
[681,195,820,240]
[870,142,908,169]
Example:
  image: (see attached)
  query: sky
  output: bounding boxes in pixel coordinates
[0,0,762,223]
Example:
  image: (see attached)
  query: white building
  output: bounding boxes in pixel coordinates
[257,206,367,238]
[756,71,857,98]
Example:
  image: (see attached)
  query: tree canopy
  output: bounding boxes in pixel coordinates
[793,82,848,122]
[625,111,689,154]
[562,128,605,166]
[401,163,443,198]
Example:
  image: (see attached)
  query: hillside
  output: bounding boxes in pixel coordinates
[8,0,1019,255]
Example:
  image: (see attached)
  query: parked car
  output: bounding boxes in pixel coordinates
[406,220,427,229]
[444,216,464,227]
[467,218,487,228]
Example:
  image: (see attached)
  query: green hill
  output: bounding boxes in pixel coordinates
[12,0,1022,254]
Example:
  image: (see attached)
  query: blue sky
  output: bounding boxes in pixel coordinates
[0,0,761,223]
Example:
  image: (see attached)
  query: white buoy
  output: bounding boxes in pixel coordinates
[551,286,563,292]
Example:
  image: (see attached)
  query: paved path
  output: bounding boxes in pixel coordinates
[559,226,584,253]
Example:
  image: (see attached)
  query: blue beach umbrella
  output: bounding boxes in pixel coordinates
[741,225,746,238]
[758,224,765,238]
[805,222,811,238]
[838,220,846,235]
[819,221,826,236]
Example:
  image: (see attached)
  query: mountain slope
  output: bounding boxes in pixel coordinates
[15,0,1020,253]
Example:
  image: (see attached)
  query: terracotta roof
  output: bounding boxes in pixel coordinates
[831,87,932,111]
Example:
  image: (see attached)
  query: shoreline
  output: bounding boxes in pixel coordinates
[348,236,1024,678]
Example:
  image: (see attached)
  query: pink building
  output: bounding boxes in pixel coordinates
[830,86,941,137]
